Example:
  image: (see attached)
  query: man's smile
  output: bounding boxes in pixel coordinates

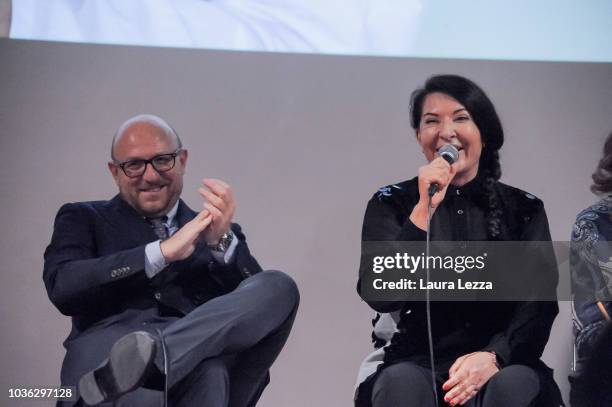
[140,185,166,193]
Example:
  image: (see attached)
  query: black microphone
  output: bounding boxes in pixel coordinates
[424,143,459,405]
[427,144,459,197]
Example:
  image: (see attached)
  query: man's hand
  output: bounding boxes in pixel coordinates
[160,210,212,263]
[197,178,235,245]
[442,351,499,406]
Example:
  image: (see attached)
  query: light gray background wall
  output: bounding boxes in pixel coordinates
[1,39,611,406]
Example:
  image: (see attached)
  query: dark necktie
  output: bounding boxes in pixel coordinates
[147,216,169,240]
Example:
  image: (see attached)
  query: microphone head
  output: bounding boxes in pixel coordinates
[438,144,459,164]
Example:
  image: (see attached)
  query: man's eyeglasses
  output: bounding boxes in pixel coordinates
[114,149,182,178]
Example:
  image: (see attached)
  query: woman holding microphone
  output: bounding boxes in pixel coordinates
[356,75,563,407]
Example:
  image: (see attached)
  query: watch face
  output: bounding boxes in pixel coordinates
[217,231,234,252]
[207,231,232,252]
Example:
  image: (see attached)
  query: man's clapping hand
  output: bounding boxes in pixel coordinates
[198,178,235,246]
[159,178,236,263]
[160,210,212,263]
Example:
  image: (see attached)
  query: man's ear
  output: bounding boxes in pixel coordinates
[179,149,188,173]
[108,162,120,185]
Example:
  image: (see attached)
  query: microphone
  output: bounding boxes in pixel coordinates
[424,143,459,404]
[427,144,459,197]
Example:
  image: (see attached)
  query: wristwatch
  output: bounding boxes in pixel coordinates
[208,230,234,253]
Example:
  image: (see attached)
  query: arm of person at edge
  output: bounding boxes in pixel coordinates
[571,214,612,365]
[443,198,559,406]
[44,179,261,316]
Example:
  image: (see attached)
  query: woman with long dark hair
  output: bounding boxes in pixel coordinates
[355,75,563,407]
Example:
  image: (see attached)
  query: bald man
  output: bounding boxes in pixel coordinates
[44,114,299,407]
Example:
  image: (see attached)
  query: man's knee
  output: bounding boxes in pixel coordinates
[251,270,300,309]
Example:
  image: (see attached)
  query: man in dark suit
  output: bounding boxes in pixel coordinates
[44,114,299,406]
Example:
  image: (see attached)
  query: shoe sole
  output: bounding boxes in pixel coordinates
[79,331,156,405]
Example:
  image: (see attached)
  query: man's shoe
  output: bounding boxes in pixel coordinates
[78,331,157,405]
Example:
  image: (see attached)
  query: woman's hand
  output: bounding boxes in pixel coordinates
[442,351,499,406]
[409,156,456,230]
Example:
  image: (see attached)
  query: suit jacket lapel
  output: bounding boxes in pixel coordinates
[100,195,159,246]
[176,199,196,227]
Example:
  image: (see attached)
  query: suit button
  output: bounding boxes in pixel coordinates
[154,292,162,300]
[242,268,251,277]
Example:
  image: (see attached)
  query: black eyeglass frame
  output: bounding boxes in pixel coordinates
[114,149,183,178]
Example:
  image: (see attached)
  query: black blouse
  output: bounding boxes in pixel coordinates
[358,176,563,405]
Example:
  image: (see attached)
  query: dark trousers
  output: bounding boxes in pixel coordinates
[93,270,299,407]
[570,323,612,407]
[370,362,540,407]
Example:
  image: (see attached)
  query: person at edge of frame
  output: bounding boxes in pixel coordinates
[569,131,612,407]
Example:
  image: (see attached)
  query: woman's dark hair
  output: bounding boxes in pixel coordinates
[591,132,612,194]
[409,74,504,239]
